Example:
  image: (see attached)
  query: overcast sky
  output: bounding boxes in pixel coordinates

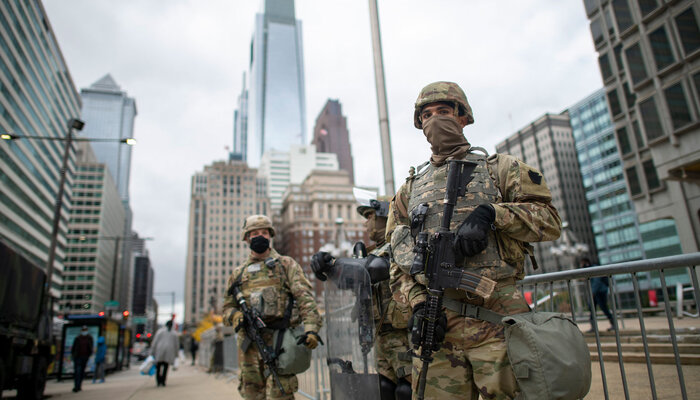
[42,0,602,323]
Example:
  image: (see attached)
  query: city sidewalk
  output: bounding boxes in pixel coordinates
[38,361,243,400]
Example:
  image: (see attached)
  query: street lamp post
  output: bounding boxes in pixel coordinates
[2,120,136,325]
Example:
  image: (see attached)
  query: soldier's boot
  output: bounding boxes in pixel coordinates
[379,374,397,400]
[395,378,412,400]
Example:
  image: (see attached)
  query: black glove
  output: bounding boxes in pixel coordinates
[296,331,324,349]
[407,302,447,351]
[453,204,495,257]
[311,252,335,281]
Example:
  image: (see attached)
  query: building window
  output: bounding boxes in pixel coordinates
[676,8,700,56]
[613,44,623,73]
[599,53,613,81]
[663,82,693,130]
[625,43,648,85]
[583,0,597,16]
[642,160,661,190]
[617,127,632,155]
[612,0,634,32]
[632,120,645,148]
[637,0,659,17]
[625,166,642,196]
[590,18,605,45]
[622,82,636,108]
[607,89,622,117]
[639,96,664,141]
[648,26,675,71]
[694,72,700,105]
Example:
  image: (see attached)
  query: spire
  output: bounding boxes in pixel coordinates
[90,74,121,92]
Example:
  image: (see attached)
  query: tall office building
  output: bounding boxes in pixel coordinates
[184,160,270,324]
[496,113,597,273]
[583,0,700,254]
[61,142,126,314]
[132,254,155,335]
[80,74,136,202]
[569,89,648,264]
[245,0,307,167]
[80,74,138,311]
[312,99,355,183]
[279,169,371,298]
[0,1,82,304]
[259,144,340,212]
[232,73,249,161]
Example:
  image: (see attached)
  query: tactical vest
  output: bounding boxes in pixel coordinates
[407,151,520,283]
[370,243,410,331]
[234,257,297,325]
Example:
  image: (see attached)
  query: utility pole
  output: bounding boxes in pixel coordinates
[368,0,395,196]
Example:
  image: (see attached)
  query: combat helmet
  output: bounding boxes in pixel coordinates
[354,188,390,218]
[241,214,275,241]
[414,81,474,129]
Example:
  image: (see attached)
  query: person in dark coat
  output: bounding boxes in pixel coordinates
[71,325,94,392]
[189,334,199,366]
[582,257,615,332]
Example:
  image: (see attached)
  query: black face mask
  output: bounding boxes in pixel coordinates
[250,235,270,254]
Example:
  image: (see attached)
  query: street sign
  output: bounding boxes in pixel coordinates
[133,317,147,324]
[104,300,119,308]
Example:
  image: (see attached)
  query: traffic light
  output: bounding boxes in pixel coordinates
[98,311,105,317]
[122,310,130,320]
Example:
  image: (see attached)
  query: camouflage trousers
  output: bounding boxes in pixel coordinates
[376,329,412,383]
[411,278,528,400]
[237,331,297,400]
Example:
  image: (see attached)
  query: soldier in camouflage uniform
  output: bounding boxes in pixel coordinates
[223,215,322,400]
[387,82,561,400]
[312,195,413,400]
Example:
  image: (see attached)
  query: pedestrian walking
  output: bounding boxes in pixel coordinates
[150,320,179,387]
[189,334,199,366]
[582,257,615,332]
[92,336,106,383]
[71,325,93,392]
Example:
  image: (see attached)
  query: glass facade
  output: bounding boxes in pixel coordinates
[570,89,644,264]
[247,0,307,167]
[0,0,81,293]
[80,75,136,202]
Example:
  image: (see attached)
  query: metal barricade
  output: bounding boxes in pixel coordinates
[518,252,700,400]
[297,326,330,400]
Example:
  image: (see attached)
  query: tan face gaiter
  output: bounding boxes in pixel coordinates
[422,115,471,166]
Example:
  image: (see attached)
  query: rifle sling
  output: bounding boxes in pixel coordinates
[442,297,503,325]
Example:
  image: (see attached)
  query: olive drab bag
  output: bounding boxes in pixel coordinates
[272,325,312,375]
[503,312,591,400]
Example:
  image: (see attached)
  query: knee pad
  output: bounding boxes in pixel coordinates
[395,378,412,400]
[379,374,397,400]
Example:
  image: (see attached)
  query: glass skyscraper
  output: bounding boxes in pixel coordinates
[0,1,81,295]
[246,0,307,166]
[569,89,646,264]
[79,74,136,202]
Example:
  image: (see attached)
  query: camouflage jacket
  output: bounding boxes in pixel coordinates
[222,248,322,333]
[370,242,411,331]
[387,152,561,309]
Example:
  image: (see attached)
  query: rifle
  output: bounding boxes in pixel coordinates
[409,160,497,400]
[228,282,286,395]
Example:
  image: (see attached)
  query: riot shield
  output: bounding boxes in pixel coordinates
[324,260,381,400]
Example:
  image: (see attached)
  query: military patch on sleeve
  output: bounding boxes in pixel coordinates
[528,170,542,185]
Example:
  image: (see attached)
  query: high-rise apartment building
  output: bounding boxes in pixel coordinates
[496,113,596,273]
[245,0,307,166]
[61,142,126,314]
[312,99,355,183]
[259,144,340,212]
[279,169,371,298]
[184,160,270,324]
[0,1,82,304]
[569,89,647,264]
[583,0,700,254]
